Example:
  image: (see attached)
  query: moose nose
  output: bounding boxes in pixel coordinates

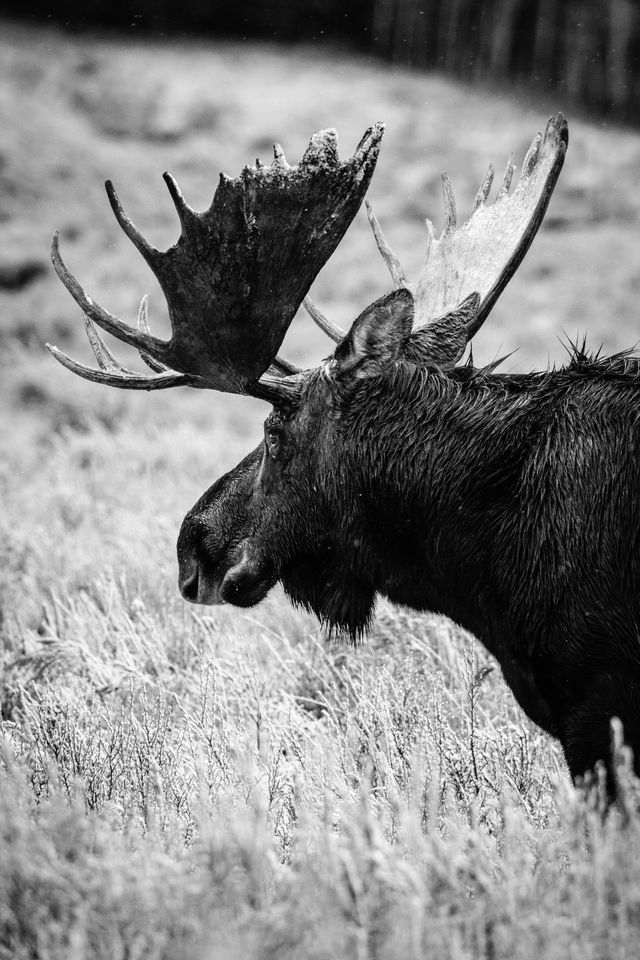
[179,564,200,603]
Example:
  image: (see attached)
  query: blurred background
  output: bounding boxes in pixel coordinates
[1,0,639,615]
[4,0,639,122]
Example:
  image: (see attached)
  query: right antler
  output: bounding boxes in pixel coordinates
[364,113,568,343]
[48,125,384,402]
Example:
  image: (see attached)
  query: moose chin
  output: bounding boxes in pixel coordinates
[49,113,640,799]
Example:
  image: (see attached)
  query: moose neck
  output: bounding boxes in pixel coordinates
[338,364,546,651]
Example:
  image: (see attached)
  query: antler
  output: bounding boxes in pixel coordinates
[365,113,568,339]
[48,125,384,401]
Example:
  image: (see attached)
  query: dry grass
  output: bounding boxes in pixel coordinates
[2,18,640,959]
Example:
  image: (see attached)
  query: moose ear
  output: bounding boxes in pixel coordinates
[333,288,414,378]
[404,292,480,369]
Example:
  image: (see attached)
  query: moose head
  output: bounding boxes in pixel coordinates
[49,117,567,640]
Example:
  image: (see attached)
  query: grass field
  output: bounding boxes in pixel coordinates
[3,19,640,959]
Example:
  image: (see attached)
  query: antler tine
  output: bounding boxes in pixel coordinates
[45,342,199,390]
[440,173,457,235]
[83,315,138,375]
[136,295,170,373]
[303,296,346,343]
[51,233,168,361]
[365,200,410,287]
[473,163,495,212]
[105,180,161,271]
[136,292,151,334]
[522,133,542,178]
[272,142,290,170]
[496,154,516,201]
[354,122,385,163]
[162,172,199,235]
[271,356,301,376]
[47,292,197,388]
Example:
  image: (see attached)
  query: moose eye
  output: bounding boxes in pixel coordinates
[265,429,281,458]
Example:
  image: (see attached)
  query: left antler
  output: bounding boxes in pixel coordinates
[48,125,384,402]
[365,113,568,339]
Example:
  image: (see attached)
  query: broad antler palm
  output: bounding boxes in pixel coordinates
[48,125,384,403]
[368,112,568,340]
[49,115,568,395]
[305,114,568,363]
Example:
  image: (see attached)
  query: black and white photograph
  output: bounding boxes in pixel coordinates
[1,2,640,957]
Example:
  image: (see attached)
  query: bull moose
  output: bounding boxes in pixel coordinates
[48,114,640,791]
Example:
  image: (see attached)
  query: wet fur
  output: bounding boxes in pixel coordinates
[182,344,640,789]
[284,348,640,785]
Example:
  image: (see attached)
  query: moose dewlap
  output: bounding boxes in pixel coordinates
[49,115,640,797]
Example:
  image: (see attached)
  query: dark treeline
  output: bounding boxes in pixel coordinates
[6,0,639,121]
[5,1,371,41]
[371,0,639,121]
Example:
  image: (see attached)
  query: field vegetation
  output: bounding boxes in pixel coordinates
[2,20,640,959]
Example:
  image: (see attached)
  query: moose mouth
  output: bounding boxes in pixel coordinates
[179,558,276,608]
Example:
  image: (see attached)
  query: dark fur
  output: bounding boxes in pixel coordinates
[178,341,640,789]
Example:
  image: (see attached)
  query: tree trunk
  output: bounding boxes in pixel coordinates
[608,0,636,113]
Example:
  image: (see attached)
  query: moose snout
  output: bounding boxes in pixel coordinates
[179,561,201,603]
[218,559,269,607]
[177,471,276,608]
[177,520,228,604]
[177,509,228,605]
[178,558,224,605]
[177,525,260,606]
[178,553,274,607]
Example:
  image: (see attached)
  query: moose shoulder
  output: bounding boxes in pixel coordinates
[50,115,640,792]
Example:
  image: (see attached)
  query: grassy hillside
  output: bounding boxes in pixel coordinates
[2,19,640,959]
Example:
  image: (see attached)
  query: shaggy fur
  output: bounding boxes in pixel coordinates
[178,324,640,791]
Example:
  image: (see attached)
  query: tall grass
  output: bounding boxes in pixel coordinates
[3,20,640,959]
[3,572,640,958]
